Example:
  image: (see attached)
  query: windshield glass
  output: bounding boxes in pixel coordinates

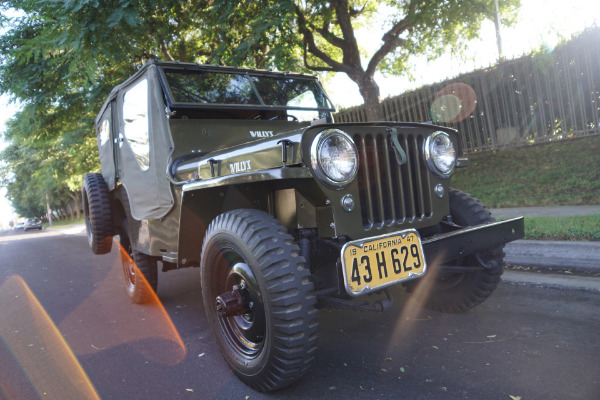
[249,75,332,109]
[163,70,261,105]
[161,67,334,121]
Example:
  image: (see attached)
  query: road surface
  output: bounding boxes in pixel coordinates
[1,226,599,399]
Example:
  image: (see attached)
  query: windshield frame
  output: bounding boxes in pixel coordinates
[156,63,336,115]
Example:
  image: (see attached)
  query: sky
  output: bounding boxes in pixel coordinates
[0,0,599,227]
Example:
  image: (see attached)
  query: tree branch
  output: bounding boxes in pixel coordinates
[160,41,175,61]
[315,21,345,48]
[366,3,419,76]
[331,0,361,67]
[294,4,347,72]
[348,2,368,18]
[302,42,336,72]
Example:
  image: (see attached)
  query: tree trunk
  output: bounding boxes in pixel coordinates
[75,191,81,220]
[68,191,82,220]
[350,72,384,121]
[66,202,74,220]
[46,193,53,227]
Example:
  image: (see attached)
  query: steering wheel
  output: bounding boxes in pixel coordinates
[269,113,298,121]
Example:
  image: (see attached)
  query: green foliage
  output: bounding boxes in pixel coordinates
[290,0,520,109]
[0,0,522,214]
[204,1,304,70]
[207,0,521,110]
[0,0,204,215]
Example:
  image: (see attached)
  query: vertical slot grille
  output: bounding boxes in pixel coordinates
[354,131,433,230]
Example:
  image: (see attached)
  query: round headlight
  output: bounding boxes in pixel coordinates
[424,131,456,178]
[311,129,358,188]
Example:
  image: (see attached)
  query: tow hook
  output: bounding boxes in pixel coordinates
[215,284,252,317]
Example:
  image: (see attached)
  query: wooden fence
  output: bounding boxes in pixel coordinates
[335,27,600,153]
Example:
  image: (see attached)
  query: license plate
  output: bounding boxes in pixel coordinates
[341,229,427,297]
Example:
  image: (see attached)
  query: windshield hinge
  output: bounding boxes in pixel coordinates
[277,140,291,166]
[208,159,219,177]
[165,106,176,119]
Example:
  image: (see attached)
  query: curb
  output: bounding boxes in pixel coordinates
[491,205,600,219]
[502,270,600,293]
[504,240,600,272]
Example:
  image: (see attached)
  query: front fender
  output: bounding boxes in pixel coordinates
[176,167,316,266]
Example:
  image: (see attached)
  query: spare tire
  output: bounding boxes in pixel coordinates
[82,173,113,254]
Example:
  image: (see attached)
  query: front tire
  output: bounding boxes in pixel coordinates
[201,209,318,392]
[407,189,505,313]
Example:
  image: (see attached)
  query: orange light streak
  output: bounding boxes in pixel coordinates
[59,238,187,365]
[0,275,101,399]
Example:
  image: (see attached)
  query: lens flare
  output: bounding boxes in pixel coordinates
[430,83,477,123]
[0,275,101,399]
[59,237,187,366]
[385,254,447,356]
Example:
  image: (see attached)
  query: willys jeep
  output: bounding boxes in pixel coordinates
[82,60,524,391]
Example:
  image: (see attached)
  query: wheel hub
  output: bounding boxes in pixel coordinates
[212,261,266,357]
[215,284,252,317]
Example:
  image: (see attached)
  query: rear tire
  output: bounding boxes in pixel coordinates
[119,219,158,304]
[201,209,319,392]
[407,189,505,313]
[82,173,113,254]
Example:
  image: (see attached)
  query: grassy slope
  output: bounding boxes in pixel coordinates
[450,135,600,208]
[524,215,600,241]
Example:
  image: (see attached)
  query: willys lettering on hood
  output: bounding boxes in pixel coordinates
[229,160,252,173]
[249,130,273,138]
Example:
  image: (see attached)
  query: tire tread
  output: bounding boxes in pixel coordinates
[82,173,113,254]
[201,209,319,392]
[411,189,505,313]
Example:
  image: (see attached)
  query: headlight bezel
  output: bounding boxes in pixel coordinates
[310,128,359,189]
[424,131,457,179]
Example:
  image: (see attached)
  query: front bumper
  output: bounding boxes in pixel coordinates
[332,217,524,298]
[422,217,524,264]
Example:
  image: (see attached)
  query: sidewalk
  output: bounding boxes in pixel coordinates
[490,206,600,292]
[491,205,600,219]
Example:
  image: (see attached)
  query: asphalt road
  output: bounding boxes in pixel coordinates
[1,227,599,400]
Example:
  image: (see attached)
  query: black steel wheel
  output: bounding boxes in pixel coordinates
[407,189,505,313]
[82,173,113,254]
[201,209,318,392]
[119,219,158,304]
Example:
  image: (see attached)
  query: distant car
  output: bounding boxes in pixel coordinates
[13,222,24,230]
[24,218,42,231]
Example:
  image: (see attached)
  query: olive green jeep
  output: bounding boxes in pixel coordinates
[82,60,523,391]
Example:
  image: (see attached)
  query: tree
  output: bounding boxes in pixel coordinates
[209,0,520,118]
[0,143,47,217]
[0,0,521,213]
[199,1,305,70]
[0,0,201,215]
